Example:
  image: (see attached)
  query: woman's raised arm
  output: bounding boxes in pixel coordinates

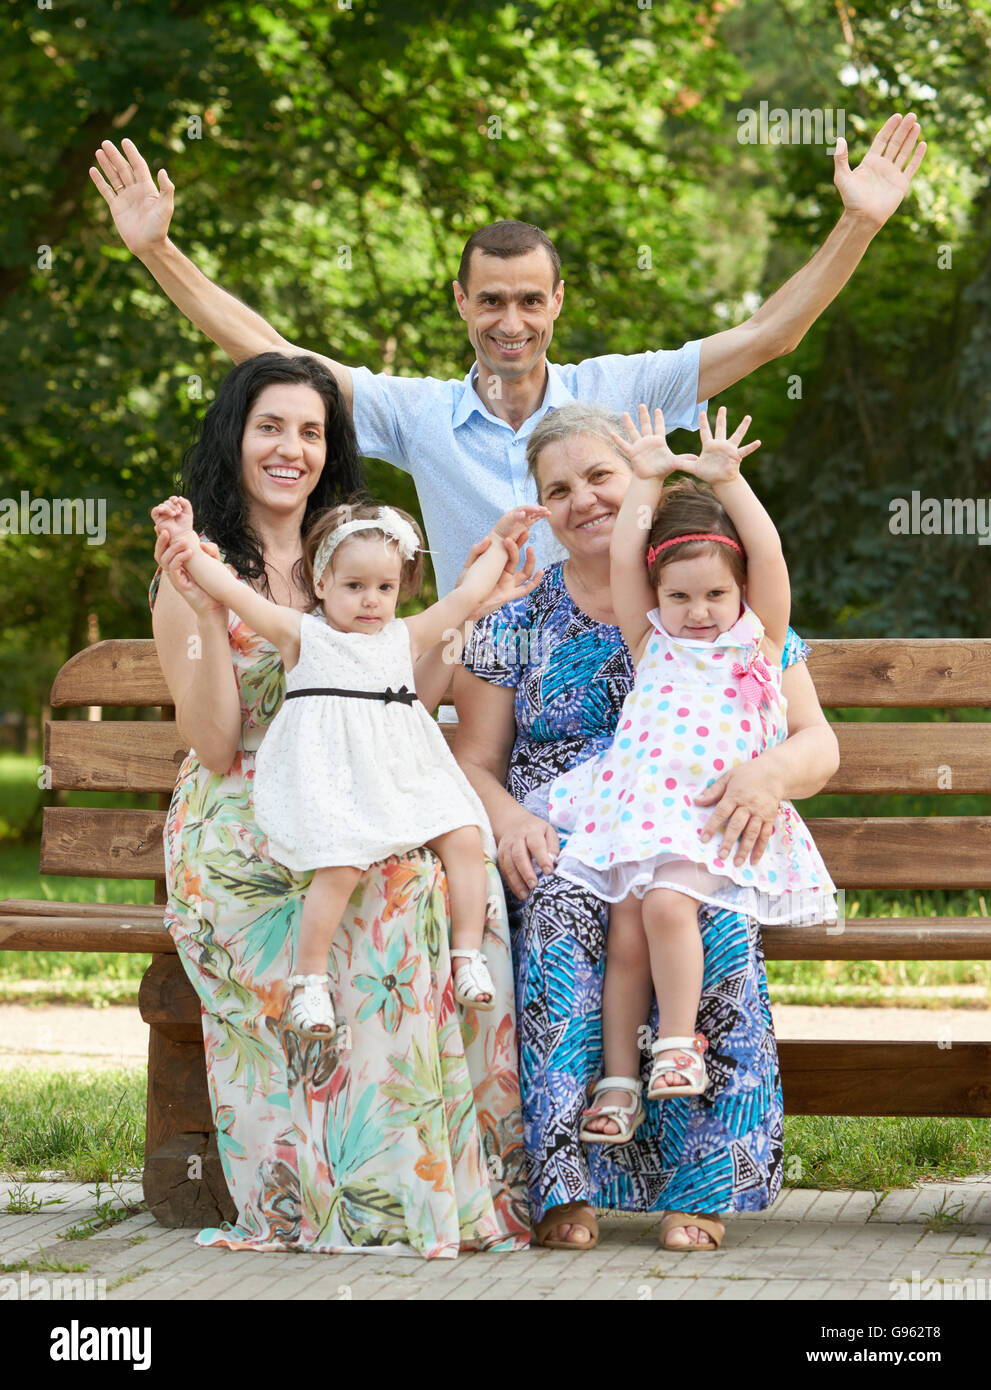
[151,546,243,777]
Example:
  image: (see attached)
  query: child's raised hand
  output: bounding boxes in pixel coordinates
[689,407,761,484]
[610,404,700,480]
[490,504,550,546]
[151,495,196,541]
[456,535,544,619]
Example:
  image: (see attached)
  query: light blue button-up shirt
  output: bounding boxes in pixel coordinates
[351,340,705,596]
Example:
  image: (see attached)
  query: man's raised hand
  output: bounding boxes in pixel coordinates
[833,114,927,230]
[90,138,175,256]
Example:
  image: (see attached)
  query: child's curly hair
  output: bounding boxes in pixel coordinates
[645,478,746,588]
[302,497,425,604]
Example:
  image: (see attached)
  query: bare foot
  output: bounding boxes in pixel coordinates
[539,1204,597,1247]
[664,1216,724,1249]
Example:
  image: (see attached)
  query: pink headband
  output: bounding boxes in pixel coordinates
[647,532,743,567]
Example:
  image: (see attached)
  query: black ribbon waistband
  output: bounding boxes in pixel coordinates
[284,684,418,706]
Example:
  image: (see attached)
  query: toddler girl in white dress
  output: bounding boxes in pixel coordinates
[151,494,547,1042]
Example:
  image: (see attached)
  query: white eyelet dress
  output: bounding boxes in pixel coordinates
[253,612,495,872]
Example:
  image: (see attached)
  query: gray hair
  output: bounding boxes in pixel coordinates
[525,402,628,498]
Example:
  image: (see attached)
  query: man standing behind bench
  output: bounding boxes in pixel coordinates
[90,115,925,596]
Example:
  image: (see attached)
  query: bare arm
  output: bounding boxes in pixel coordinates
[151,498,302,665]
[150,540,243,776]
[179,540,302,667]
[404,506,548,661]
[607,406,700,656]
[690,408,789,650]
[697,115,927,401]
[411,534,544,711]
[749,658,840,800]
[90,139,353,406]
[609,473,663,659]
[453,669,559,900]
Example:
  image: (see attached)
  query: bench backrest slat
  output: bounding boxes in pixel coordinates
[806,639,991,707]
[50,639,172,707]
[38,805,991,891]
[46,720,188,793]
[47,714,991,797]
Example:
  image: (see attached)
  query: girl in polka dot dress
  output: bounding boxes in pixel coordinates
[530,405,836,1139]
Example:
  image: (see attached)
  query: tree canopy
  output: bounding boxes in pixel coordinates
[2,0,990,716]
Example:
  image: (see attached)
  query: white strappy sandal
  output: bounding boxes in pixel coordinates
[287,973,338,1040]
[579,1076,645,1144]
[647,1034,709,1099]
[451,948,495,1011]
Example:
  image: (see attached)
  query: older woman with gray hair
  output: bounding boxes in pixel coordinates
[454,401,838,1250]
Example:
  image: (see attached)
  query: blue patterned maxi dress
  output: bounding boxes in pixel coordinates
[462,563,809,1222]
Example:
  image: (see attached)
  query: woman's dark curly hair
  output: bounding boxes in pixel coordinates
[179,353,364,592]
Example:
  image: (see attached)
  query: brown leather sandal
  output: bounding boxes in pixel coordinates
[534,1201,599,1250]
[658,1210,725,1251]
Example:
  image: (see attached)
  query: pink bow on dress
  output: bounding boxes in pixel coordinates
[732,650,775,710]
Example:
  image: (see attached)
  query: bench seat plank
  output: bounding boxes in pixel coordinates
[779,1041,991,1116]
[0,901,171,952]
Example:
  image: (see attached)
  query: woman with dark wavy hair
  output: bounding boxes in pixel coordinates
[178,351,364,594]
[149,353,531,1257]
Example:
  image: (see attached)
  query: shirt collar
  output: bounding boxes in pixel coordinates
[451,360,576,433]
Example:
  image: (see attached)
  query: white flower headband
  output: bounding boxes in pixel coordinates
[312,507,426,583]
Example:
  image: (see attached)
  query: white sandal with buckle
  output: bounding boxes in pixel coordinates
[287,973,337,1039]
[579,1076,645,1144]
[647,1034,709,1099]
[451,948,495,1011]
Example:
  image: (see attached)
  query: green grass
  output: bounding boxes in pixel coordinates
[0,1066,987,1191]
[783,1115,991,1191]
[0,1068,145,1183]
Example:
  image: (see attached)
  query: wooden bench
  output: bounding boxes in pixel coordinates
[2,636,990,1226]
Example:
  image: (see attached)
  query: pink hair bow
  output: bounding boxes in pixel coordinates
[732,650,774,710]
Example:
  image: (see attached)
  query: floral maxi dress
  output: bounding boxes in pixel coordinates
[150,563,529,1257]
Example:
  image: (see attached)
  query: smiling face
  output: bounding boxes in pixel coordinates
[655,550,743,642]
[313,534,404,634]
[453,247,564,388]
[239,383,328,520]
[531,432,631,560]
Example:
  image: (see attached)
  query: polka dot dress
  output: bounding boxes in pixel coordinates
[532,605,836,925]
[254,612,495,872]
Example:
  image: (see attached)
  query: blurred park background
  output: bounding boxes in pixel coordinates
[2,0,991,1036]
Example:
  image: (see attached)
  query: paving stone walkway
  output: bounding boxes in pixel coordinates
[2,1176,989,1301]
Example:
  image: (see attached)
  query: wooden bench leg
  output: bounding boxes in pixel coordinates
[139,955,236,1228]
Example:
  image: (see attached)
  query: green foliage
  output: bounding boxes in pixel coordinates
[1,0,990,716]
